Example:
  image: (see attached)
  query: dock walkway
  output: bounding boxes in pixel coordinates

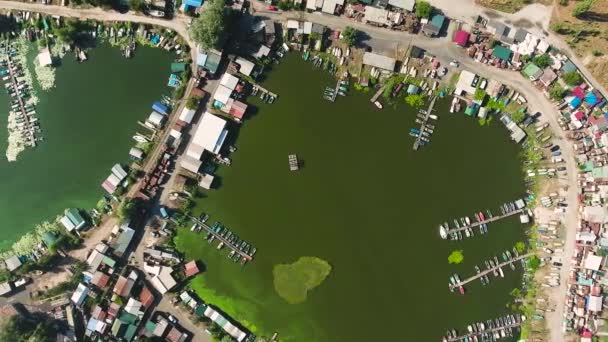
[369,85,385,103]
[451,252,534,289]
[413,96,437,151]
[188,215,254,261]
[446,322,523,342]
[445,209,524,234]
[4,41,35,147]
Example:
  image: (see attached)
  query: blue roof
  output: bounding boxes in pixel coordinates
[570,97,582,108]
[152,101,169,115]
[585,92,599,106]
[184,0,203,7]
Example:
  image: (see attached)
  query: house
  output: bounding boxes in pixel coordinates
[184,112,228,160]
[388,0,414,11]
[453,30,470,47]
[113,275,135,297]
[4,255,21,271]
[539,68,557,88]
[235,57,256,77]
[184,260,200,278]
[321,0,343,14]
[455,70,477,95]
[204,305,248,341]
[150,266,177,294]
[112,225,135,257]
[124,298,144,318]
[485,79,504,98]
[139,286,155,308]
[514,28,529,43]
[37,47,52,67]
[492,45,512,62]
[251,44,271,60]
[487,20,510,41]
[166,326,187,342]
[129,147,144,161]
[60,208,87,232]
[362,52,396,71]
[522,63,543,80]
[91,271,110,289]
[363,6,389,26]
[71,283,89,306]
[422,14,445,37]
[178,107,196,125]
[197,49,222,76]
[584,253,603,271]
[0,283,12,296]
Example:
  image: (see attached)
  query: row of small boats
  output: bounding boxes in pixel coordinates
[439,211,491,240]
[443,314,525,342]
[409,109,438,146]
[202,220,257,266]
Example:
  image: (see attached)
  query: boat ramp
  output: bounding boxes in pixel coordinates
[412,96,437,151]
[443,314,524,342]
[439,199,528,240]
[449,252,534,291]
[188,215,256,264]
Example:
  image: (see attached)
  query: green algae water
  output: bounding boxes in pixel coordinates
[0,44,173,249]
[176,54,528,341]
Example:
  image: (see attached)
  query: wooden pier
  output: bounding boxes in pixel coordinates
[445,209,524,234]
[252,84,277,98]
[3,41,35,147]
[369,85,385,103]
[188,215,254,261]
[330,79,340,102]
[413,95,437,151]
[445,322,523,342]
[450,252,534,289]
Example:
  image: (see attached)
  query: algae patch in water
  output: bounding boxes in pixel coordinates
[273,256,331,304]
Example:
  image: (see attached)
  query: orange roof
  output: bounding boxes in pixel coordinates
[166,326,183,342]
[113,276,129,296]
[138,286,155,308]
[184,260,200,278]
[92,271,110,288]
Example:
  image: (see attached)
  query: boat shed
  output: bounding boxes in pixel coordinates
[181,155,203,174]
[388,0,414,11]
[199,173,214,189]
[228,100,248,120]
[178,107,196,124]
[4,255,21,271]
[152,101,169,115]
[363,52,396,71]
[129,147,144,160]
[251,45,271,59]
[0,282,12,296]
[321,0,343,14]
[37,47,53,67]
[64,208,87,231]
[190,112,228,155]
[363,7,389,26]
[111,164,128,182]
[147,111,166,128]
[492,45,512,62]
[235,57,256,77]
[204,306,248,341]
[214,85,233,106]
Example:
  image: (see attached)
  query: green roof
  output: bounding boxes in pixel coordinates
[65,208,85,227]
[205,51,222,74]
[195,304,207,317]
[145,321,157,332]
[102,256,116,268]
[492,45,512,61]
[562,60,577,74]
[111,320,126,337]
[124,324,137,341]
[430,15,445,29]
[522,63,541,79]
[41,232,58,246]
[464,103,479,116]
[119,312,138,325]
[171,62,186,73]
[592,165,608,178]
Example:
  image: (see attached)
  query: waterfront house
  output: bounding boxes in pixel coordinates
[60,208,87,232]
[363,52,396,72]
[199,173,215,189]
[235,57,256,78]
[147,111,166,128]
[180,155,202,174]
[185,112,228,160]
[129,147,144,161]
[184,260,200,278]
[203,305,248,341]
[197,49,222,76]
[363,7,389,26]
[37,47,52,67]
[112,164,128,181]
[0,283,12,296]
[4,255,21,272]
[251,44,271,60]
[454,70,477,95]
[71,283,89,306]
[499,115,526,143]
[113,275,135,298]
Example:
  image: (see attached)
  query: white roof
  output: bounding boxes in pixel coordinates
[456,70,477,94]
[190,112,227,155]
[214,85,233,105]
[235,57,255,76]
[536,40,550,54]
[179,107,195,124]
[71,283,89,306]
[86,250,105,271]
[583,206,608,224]
[588,295,603,312]
[388,0,414,10]
[0,282,11,296]
[321,0,337,14]
[107,173,121,187]
[144,262,161,276]
[125,298,143,316]
[150,276,168,294]
[186,143,205,160]
[199,173,214,190]
[129,147,143,159]
[220,73,239,91]
[303,21,313,34]
[37,48,52,66]
[315,0,324,8]
[5,255,21,271]
[584,253,603,271]
[60,215,76,231]
[181,155,202,174]
[147,111,165,127]
[306,0,316,10]
[251,45,271,59]
[362,52,396,71]
[111,164,128,181]
[576,231,597,243]
[158,266,177,291]
[364,7,388,25]
[287,19,299,29]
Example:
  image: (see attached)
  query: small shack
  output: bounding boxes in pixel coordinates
[363,52,396,71]
[453,30,469,47]
[37,47,53,67]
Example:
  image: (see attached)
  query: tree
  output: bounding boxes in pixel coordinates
[129,0,146,12]
[117,198,136,223]
[474,88,486,101]
[549,84,566,101]
[277,0,293,10]
[341,26,359,47]
[563,71,582,86]
[532,54,552,68]
[572,0,593,18]
[448,250,464,264]
[186,96,201,110]
[189,0,227,50]
[404,94,425,107]
[511,110,526,123]
[515,241,526,253]
[527,255,541,271]
[415,0,432,19]
[0,313,58,342]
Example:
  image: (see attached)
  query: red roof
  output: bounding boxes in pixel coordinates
[573,111,585,120]
[92,305,106,320]
[589,115,605,125]
[453,30,470,47]
[184,260,200,278]
[191,87,206,98]
[572,86,585,99]
[229,100,248,120]
[108,302,121,317]
[139,286,155,308]
[113,276,129,296]
[92,271,110,289]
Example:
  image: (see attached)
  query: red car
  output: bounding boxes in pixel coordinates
[266,5,278,10]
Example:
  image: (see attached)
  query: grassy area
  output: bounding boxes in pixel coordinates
[475,0,551,13]
[272,257,332,304]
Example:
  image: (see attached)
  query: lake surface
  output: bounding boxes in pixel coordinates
[179,54,528,342]
[0,44,173,250]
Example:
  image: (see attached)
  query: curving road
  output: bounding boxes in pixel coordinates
[0,2,580,340]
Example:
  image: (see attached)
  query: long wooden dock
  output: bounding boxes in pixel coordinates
[450,252,534,289]
[4,41,35,147]
[188,215,254,261]
[445,322,523,342]
[369,85,385,103]
[413,96,437,151]
[445,209,524,234]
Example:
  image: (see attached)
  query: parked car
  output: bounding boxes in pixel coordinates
[449,60,459,67]
[168,314,178,324]
[550,145,560,152]
[557,166,567,171]
[552,261,563,267]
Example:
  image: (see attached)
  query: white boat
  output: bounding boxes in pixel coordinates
[133,134,149,143]
[450,97,458,113]
[429,114,438,120]
[439,225,448,239]
[374,101,383,109]
[498,267,504,278]
[465,216,471,225]
[464,229,470,238]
